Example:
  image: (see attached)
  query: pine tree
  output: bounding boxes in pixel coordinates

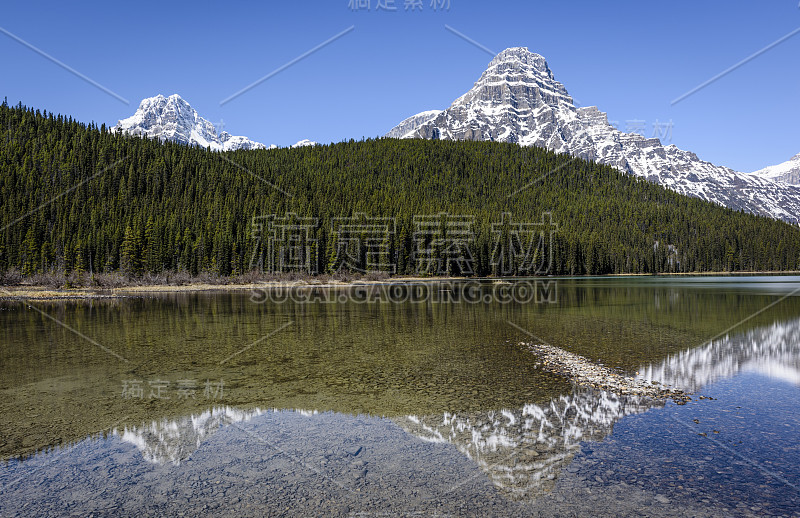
[144,217,159,273]
[120,225,142,276]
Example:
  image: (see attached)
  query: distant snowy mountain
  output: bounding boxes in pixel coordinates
[753,153,800,185]
[111,94,266,151]
[385,110,442,139]
[390,47,800,223]
[291,139,318,148]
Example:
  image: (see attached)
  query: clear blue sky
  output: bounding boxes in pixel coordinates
[1,0,798,172]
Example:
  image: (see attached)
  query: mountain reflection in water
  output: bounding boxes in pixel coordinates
[638,318,800,391]
[115,407,266,465]
[110,316,800,501]
[395,390,658,500]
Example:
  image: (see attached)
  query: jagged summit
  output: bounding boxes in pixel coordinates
[489,46,543,61]
[485,47,555,80]
[111,94,266,152]
[388,47,800,223]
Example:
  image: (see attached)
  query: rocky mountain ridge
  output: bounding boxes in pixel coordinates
[389,47,800,223]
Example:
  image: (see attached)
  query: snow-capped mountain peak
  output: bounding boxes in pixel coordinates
[290,139,318,148]
[111,94,266,151]
[483,46,562,88]
[389,47,800,223]
[753,153,800,185]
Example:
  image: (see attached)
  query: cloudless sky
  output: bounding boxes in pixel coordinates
[1,0,798,172]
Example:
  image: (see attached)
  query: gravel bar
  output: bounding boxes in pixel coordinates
[522,342,693,404]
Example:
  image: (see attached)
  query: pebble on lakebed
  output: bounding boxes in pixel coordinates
[521,342,693,404]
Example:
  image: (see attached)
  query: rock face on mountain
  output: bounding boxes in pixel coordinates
[385,110,442,139]
[753,153,800,185]
[111,94,266,151]
[391,47,800,223]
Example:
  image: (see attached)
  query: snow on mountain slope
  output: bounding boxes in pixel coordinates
[753,153,800,185]
[400,47,800,223]
[385,110,443,138]
[638,317,800,392]
[111,94,266,151]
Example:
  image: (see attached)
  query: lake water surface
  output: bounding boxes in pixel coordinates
[1,277,799,516]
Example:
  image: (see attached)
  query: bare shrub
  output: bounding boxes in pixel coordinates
[0,267,23,285]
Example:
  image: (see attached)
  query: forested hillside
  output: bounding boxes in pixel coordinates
[1,100,799,278]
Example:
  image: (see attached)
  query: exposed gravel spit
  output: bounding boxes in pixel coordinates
[522,342,694,404]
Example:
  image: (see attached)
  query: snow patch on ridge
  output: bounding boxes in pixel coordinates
[753,153,800,185]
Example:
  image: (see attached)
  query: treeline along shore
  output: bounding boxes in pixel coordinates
[3,100,800,283]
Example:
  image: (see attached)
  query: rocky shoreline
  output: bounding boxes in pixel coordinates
[522,342,694,404]
[0,277,463,301]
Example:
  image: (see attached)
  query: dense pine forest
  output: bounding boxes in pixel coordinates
[1,100,799,280]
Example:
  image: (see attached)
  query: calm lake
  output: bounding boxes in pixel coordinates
[1,277,799,517]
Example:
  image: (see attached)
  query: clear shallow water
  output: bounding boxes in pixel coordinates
[1,277,799,516]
